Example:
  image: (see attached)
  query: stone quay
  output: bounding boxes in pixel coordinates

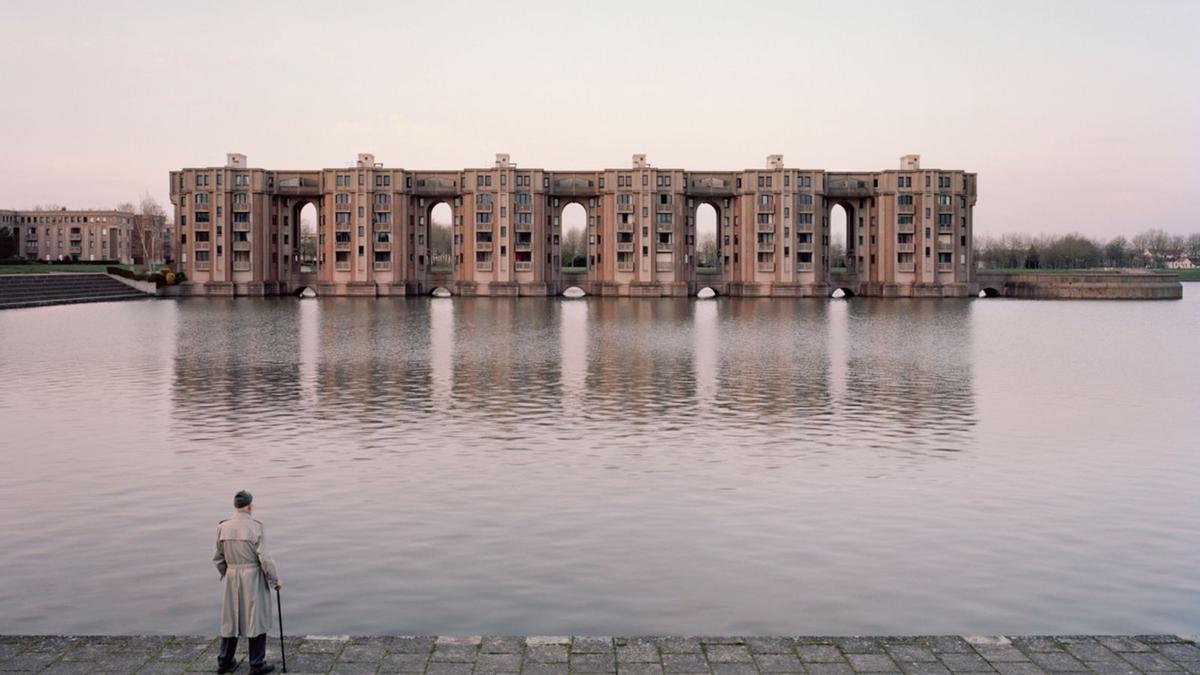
[1,634,1198,674]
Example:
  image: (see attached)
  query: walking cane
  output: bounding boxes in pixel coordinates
[276,587,287,673]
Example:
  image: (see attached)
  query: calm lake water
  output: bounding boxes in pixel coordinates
[1,294,1197,636]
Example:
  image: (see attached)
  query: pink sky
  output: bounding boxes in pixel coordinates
[0,0,1196,237]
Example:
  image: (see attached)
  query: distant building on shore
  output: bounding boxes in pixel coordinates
[0,208,136,263]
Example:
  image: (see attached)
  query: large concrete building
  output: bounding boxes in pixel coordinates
[168,153,977,297]
[1,208,136,263]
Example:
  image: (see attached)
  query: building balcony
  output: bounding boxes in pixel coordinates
[939,224,954,234]
[375,240,391,251]
[335,261,351,271]
[758,242,775,253]
[937,262,953,272]
[515,241,531,252]
[475,221,493,231]
[898,203,915,214]
[757,222,775,233]
[515,222,532,232]
[373,201,390,211]
[937,239,954,250]
[897,242,915,253]
[656,222,673,233]
[232,201,251,211]
[795,201,814,212]
[233,241,251,251]
[757,199,775,213]
[617,242,634,253]
[616,201,634,213]
[476,260,493,272]
[194,261,210,271]
[617,262,634,272]
[757,262,775,273]
[475,241,494,252]
[656,262,673,273]
[656,241,672,252]
[617,221,634,232]
[516,202,533,213]
[374,261,391,271]
[335,241,352,251]
[898,262,915,273]
[898,223,915,234]
[796,222,814,233]
[475,200,493,211]
[514,261,532,272]
[194,241,211,251]
[374,222,391,232]
[796,242,813,252]
[656,202,673,212]
[796,262,813,272]
[233,261,251,271]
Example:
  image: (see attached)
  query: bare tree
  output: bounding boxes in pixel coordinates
[697,232,718,270]
[134,192,167,270]
[1133,229,1181,267]
[561,227,586,269]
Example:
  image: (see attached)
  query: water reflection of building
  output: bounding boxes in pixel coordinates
[713,299,835,424]
[835,299,977,456]
[171,296,975,459]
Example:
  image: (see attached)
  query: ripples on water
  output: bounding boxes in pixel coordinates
[0,296,1197,636]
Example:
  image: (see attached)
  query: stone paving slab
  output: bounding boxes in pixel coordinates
[0,636,1196,674]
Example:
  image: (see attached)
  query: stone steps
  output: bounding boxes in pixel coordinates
[0,273,153,310]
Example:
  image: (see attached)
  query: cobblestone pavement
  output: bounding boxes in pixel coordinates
[0,635,1197,675]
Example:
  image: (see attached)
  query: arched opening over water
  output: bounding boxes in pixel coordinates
[560,202,587,272]
[831,287,855,299]
[298,202,318,273]
[830,202,857,275]
[428,202,453,274]
[695,203,719,274]
[980,287,1002,298]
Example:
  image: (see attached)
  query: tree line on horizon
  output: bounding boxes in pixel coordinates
[973,229,1199,270]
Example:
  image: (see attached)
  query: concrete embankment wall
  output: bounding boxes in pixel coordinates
[976,272,1182,299]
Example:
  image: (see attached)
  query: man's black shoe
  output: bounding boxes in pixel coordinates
[216,659,239,674]
[249,665,275,675]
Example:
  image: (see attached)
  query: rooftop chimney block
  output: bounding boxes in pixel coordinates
[226,153,247,169]
[900,154,921,170]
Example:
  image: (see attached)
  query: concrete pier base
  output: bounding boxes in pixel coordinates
[1,634,1196,674]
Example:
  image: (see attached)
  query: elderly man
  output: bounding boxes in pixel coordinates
[213,490,281,675]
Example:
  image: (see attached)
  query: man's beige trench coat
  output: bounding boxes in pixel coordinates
[212,511,280,638]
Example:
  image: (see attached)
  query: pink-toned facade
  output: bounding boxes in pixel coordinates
[168,153,977,297]
[1,209,136,263]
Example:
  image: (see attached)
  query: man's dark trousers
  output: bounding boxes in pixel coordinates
[219,633,266,669]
